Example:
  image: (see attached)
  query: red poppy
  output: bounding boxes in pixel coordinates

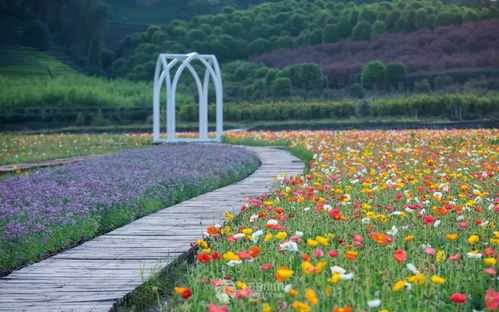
[207,226,219,235]
[197,254,211,263]
[174,287,192,299]
[249,246,261,258]
[450,293,467,303]
[423,215,436,225]
[393,249,407,263]
[211,252,222,260]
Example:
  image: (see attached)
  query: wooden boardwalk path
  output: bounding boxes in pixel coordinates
[0,146,304,312]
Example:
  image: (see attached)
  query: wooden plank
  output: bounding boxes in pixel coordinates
[0,146,304,311]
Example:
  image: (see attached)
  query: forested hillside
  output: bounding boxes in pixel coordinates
[112,0,498,81]
[253,19,499,88]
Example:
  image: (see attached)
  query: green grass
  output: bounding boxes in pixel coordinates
[0,133,153,165]
[0,47,76,77]
[0,46,194,111]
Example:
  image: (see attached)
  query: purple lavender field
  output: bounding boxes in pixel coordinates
[0,144,259,274]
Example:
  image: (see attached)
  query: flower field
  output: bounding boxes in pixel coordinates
[0,144,259,274]
[170,129,498,311]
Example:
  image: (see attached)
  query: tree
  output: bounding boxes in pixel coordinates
[371,20,385,36]
[308,29,323,45]
[359,8,377,24]
[384,10,400,30]
[271,77,292,97]
[352,21,372,41]
[187,29,206,42]
[361,61,385,90]
[322,24,339,43]
[289,63,325,91]
[384,62,406,90]
[249,38,271,55]
[337,16,352,38]
[435,11,463,27]
[414,79,431,92]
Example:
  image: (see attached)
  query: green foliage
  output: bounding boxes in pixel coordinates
[288,63,325,91]
[350,83,365,98]
[361,60,385,90]
[178,92,499,122]
[371,20,386,36]
[114,0,486,79]
[384,62,407,90]
[322,24,339,43]
[352,21,372,40]
[415,78,432,92]
[271,77,292,97]
[373,92,499,119]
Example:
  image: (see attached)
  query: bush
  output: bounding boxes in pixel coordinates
[352,21,372,41]
[414,79,432,93]
[288,63,325,91]
[384,62,406,90]
[271,77,292,97]
[361,61,385,90]
[350,83,364,98]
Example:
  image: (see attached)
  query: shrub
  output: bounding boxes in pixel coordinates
[361,60,385,90]
[271,77,292,97]
[288,63,325,91]
[352,21,372,41]
[414,79,432,92]
[384,62,406,90]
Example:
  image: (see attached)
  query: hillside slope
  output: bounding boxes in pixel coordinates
[104,0,279,25]
[253,19,499,87]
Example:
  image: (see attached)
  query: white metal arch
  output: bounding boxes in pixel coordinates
[153,52,223,143]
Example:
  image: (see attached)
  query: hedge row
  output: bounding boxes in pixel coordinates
[188,92,499,121]
[1,92,497,130]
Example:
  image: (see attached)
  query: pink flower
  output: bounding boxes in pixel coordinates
[328,250,339,257]
[314,249,324,258]
[235,288,253,299]
[290,235,302,242]
[485,289,499,310]
[483,247,496,256]
[353,241,362,247]
[448,253,461,261]
[211,280,223,286]
[484,268,497,276]
[458,222,468,228]
[425,248,436,255]
[227,235,241,242]
[450,293,467,303]
[260,263,273,271]
[208,303,228,312]
[352,235,363,242]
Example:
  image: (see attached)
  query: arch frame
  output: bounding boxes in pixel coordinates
[152,52,223,143]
